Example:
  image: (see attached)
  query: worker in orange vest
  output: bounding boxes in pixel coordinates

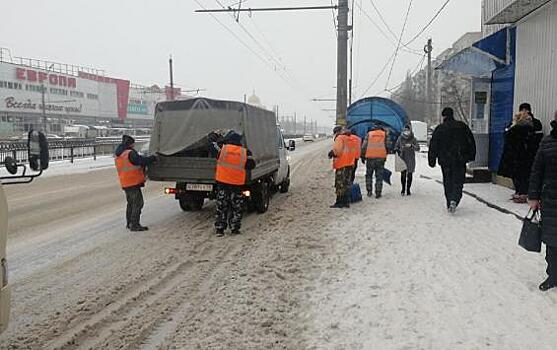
[214,131,255,237]
[115,135,157,231]
[361,126,388,198]
[328,126,355,208]
[348,132,362,184]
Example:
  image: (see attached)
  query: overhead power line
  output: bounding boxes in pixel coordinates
[404,0,451,46]
[384,0,414,90]
[196,5,338,13]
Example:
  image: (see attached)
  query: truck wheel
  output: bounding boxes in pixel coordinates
[179,193,204,212]
[253,181,270,214]
[279,171,290,193]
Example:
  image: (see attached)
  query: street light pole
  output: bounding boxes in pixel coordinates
[41,84,47,132]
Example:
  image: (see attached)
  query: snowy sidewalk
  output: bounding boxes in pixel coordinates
[299,156,556,350]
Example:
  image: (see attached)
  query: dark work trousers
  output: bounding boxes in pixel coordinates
[124,187,144,227]
[215,185,244,232]
[546,245,557,283]
[513,176,530,195]
[365,158,385,195]
[441,162,467,208]
[401,171,413,193]
[350,160,358,184]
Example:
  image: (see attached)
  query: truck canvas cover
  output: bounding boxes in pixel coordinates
[148,98,279,183]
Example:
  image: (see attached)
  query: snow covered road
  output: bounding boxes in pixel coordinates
[1,141,557,350]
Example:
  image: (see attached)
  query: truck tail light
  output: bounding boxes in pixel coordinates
[164,188,177,195]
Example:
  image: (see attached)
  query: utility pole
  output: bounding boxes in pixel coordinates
[169,55,175,101]
[424,38,433,123]
[336,0,350,127]
[294,112,297,136]
[304,115,307,134]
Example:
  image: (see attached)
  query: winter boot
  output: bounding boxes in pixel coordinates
[367,191,373,198]
[216,229,225,237]
[330,196,344,208]
[231,228,241,235]
[539,278,557,292]
[343,195,351,208]
[130,224,149,232]
[375,193,382,199]
[448,201,457,214]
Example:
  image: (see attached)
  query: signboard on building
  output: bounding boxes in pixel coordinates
[0,62,120,119]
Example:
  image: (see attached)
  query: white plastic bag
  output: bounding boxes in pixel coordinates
[395,154,407,172]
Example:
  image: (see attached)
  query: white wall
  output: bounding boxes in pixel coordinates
[482,0,514,36]
[514,1,557,131]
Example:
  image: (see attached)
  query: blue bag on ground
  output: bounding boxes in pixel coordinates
[383,168,392,186]
[350,183,363,203]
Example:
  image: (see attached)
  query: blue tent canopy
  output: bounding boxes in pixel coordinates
[346,97,409,144]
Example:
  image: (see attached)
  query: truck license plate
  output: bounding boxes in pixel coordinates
[186,184,213,192]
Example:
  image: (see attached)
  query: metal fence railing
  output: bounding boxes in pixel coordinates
[0,139,149,166]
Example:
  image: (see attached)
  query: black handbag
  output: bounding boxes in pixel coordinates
[518,209,542,253]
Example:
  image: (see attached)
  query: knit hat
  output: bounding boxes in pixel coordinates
[333,126,343,134]
[441,107,454,119]
[122,134,135,146]
[225,131,243,146]
[519,103,532,112]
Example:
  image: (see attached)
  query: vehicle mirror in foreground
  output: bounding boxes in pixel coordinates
[4,157,18,175]
[28,131,49,172]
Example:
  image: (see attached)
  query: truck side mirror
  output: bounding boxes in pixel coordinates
[288,140,296,151]
[28,131,49,171]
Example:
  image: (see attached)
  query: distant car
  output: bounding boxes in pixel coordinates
[303,134,315,142]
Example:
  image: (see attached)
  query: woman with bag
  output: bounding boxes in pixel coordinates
[395,125,420,196]
[529,111,557,291]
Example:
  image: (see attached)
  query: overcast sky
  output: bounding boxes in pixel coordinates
[1,0,482,127]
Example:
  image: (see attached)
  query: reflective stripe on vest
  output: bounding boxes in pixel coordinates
[365,130,387,159]
[115,149,146,189]
[333,135,355,170]
[349,135,361,160]
[215,144,247,185]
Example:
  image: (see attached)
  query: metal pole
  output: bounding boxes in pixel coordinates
[336,0,349,126]
[304,115,307,135]
[169,55,175,101]
[294,112,297,136]
[425,38,433,122]
[41,84,46,132]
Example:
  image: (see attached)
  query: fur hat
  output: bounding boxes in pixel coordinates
[122,135,135,146]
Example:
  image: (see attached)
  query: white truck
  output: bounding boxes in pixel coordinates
[410,120,428,144]
[147,98,292,213]
[0,131,49,333]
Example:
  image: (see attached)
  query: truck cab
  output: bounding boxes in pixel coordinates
[0,131,49,334]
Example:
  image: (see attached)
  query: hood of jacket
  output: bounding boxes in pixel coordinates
[551,120,557,138]
[115,143,132,157]
[400,130,414,140]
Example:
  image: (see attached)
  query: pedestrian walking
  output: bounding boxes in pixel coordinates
[395,124,420,196]
[329,126,354,208]
[528,111,557,291]
[214,131,255,237]
[114,135,157,231]
[428,107,476,213]
[361,126,388,198]
[498,110,538,203]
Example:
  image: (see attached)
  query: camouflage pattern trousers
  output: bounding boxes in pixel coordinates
[215,186,245,232]
[335,166,353,197]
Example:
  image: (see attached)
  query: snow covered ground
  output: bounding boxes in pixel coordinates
[2,141,555,350]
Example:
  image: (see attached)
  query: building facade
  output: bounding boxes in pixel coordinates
[0,48,178,138]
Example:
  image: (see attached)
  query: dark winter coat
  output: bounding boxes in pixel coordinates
[395,132,420,173]
[529,121,557,246]
[497,120,538,179]
[115,144,156,189]
[428,117,476,167]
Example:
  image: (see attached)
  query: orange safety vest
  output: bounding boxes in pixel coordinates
[215,144,248,186]
[333,134,355,170]
[349,134,362,161]
[365,130,387,159]
[115,149,146,189]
